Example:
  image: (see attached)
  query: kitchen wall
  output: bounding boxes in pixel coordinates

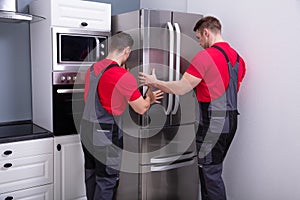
[0,0,139,123]
[0,0,32,123]
[140,0,187,12]
[187,0,300,199]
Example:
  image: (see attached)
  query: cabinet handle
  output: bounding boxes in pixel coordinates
[5,196,13,200]
[3,163,12,168]
[57,144,61,151]
[81,22,88,27]
[3,150,12,156]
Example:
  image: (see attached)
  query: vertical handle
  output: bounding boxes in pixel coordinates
[165,22,174,115]
[95,37,100,60]
[172,23,181,115]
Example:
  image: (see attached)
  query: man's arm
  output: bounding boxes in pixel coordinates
[140,69,202,95]
[128,90,163,115]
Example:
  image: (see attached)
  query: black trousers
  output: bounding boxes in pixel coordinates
[81,122,123,200]
[196,111,238,200]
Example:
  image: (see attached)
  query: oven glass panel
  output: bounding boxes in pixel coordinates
[53,84,85,135]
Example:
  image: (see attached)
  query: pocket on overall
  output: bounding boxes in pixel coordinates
[80,119,93,147]
[93,123,113,146]
[209,116,230,133]
[105,146,122,175]
[198,142,213,165]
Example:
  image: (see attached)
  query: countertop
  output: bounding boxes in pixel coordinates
[0,121,53,144]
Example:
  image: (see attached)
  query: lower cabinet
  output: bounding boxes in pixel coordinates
[0,184,53,200]
[54,135,87,200]
[0,138,54,199]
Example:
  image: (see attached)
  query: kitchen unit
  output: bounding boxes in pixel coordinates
[112,9,202,200]
[0,137,53,200]
[29,0,111,199]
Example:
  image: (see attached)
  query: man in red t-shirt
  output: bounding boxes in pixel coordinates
[82,32,163,200]
[140,16,246,200]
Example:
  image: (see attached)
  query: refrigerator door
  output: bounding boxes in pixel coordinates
[112,9,174,128]
[142,9,175,128]
[112,10,141,72]
[140,124,196,165]
[170,12,203,126]
[141,157,199,200]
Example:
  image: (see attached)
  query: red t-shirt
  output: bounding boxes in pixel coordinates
[84,59,141,116]
[186,42,246,102]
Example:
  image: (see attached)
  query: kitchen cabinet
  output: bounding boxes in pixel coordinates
[0,138,53,196]
[30,0,111,31]
[54,135,86,200]
[0,184,53,200]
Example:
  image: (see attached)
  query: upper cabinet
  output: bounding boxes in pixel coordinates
[29,0,111,31]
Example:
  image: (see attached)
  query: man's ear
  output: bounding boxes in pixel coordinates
[124,46,131,55]
[203,28,209,37]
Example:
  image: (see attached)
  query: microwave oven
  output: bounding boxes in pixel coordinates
[52,27,110,71]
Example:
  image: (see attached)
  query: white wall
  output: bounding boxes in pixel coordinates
[187,0,300,199]
[140,0,187,12]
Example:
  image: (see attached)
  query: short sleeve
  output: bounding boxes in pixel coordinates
[185,50,212,79]
[115,70,141,102]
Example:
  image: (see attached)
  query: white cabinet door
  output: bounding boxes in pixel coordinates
[0,184,53,200]
[54,135,86,200]
[51,0,111,31]
[0,138,53,161]
[0,154,53,194]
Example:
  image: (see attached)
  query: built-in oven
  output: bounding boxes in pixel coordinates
[52,71,85,135]
[52,27,110,71]
[51,27,110,135]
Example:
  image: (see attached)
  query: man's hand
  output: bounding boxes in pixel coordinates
[139,68,158,87]
[146,88,164,104]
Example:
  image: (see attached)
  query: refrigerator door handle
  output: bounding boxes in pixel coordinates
[151,158,195,172]
[150,151,195,164]
[165,22,174,115]
[172,23,181,115]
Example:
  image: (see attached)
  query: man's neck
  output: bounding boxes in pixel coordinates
[106,52,122,66]
[210,34,225,47]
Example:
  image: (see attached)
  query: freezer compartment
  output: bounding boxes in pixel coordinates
[116,157,199,200]
[140,124,196,165]
[116,172,140,200]
[141,157,199,200]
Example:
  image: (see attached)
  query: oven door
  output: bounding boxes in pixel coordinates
[52,84,85,135]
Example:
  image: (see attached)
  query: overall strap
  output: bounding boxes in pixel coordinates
[90,63,119,77]
[83,63,120,123]
[212,45,240,64]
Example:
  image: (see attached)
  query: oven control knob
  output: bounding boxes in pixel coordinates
[67,76,72,81]
[101,44,105,48]
[100,51,105,56]
[73,76,77,81]
[60,76,66,82]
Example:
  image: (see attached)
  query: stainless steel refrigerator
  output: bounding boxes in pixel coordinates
[112,9,203,200]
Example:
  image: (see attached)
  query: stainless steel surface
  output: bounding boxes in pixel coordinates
[140,124,196,165]
[150,158,195,172]
[53,71,85,85]
[52,27,110,71]
[172,23,181,115]
[113,9,202,200]
[165,22,174,115]
[150,151,195,164]
[0,0,43,23]
[142,157,199,200]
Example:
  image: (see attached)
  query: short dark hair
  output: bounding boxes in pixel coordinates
[193,16,222,35]
[109,31,134,53]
